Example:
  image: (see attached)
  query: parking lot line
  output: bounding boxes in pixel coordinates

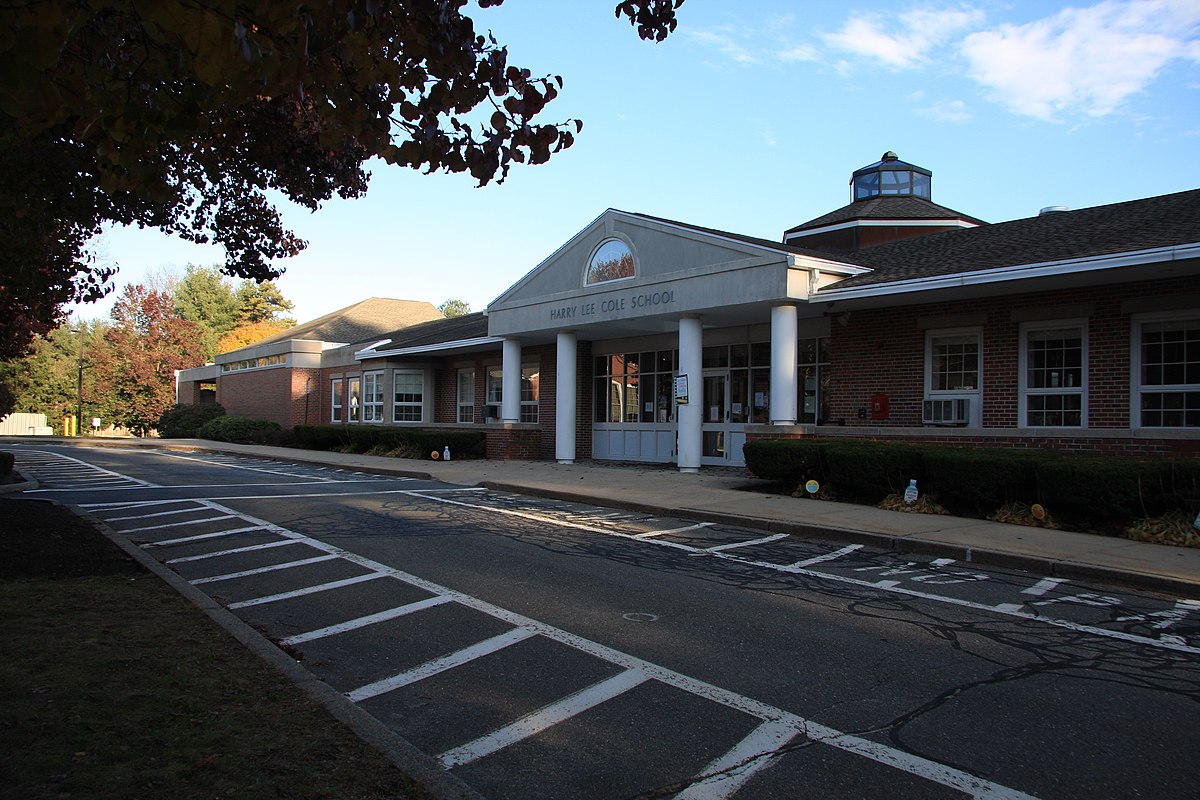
[189,554,339,585]
[143,525,268,548]
[280,595,453,646]
[705,534,788,553]
[674,718,800,800]
[227,573,387,609]
[166,539,300,564]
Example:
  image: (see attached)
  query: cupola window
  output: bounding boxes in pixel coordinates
[851,151,932,201]
[585,238,636,285]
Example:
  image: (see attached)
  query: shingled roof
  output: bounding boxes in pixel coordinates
[785,195,986,235]
[363,312,491,351]
[254,297,444,346]
[824,188,1200,290]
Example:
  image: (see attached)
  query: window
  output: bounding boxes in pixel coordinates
[798,337,831,424]
[392,371,424,422]
[484,364,540,422]
[1021,322,1086,427]
[331,379,343,422]
[928,331,980,392]
[362,372,385,422]
[347,377,362,422]
[521,365,540,423]
[457,369,475,423]
[593,351,677,424]
[1136,314,1200,428]
[585,239,635,285]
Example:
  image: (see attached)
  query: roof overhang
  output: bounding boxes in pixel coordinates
[356,335,504,360]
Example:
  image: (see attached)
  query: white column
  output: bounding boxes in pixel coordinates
[501,338,521,424]
[556,331,577,464]
[677,316,703,473]
[770,304,798,425]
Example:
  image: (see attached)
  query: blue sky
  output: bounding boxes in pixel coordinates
[78,0,1200,324]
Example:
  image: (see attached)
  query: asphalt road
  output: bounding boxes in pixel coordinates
[7,442,1200,800]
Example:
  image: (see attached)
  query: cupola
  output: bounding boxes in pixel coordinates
[783,152,984,253]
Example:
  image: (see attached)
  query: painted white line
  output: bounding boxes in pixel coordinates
[1022,577,1067,596]
[674,719,799,800]
[634,522,715,539]
[189,554,338,585]
[142,525,267,548]
[16,450,158,487]
[402,486,487,492]
[787,544,864,568]
[705,534,788,553]
[228,573,386,609]
[874,580,901,589]
[993,603,1023,613]
[80,499,195,509]
[931,558,955,567]
[166,539,299,564]
[438,669,650,768]
[280,595,453,646]
[348,627,537,702]
[1116,599,1200,631]
[152,450,339,481]
[105,507,214,522]
[123,515,235,533]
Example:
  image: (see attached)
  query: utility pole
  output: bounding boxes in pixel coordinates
[73,326,85,437]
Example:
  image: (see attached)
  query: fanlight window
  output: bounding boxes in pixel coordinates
[586,239,635,285]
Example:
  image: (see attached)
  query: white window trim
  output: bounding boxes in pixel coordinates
[346,376,362,423]
[924,327,983,426]
[1019,319,1088,429]
[331,378,344,423]
[1132,310,1200,430]
[392,369,425,424]
[457,368,475,424]
[360,371,385,423]
[520,363,540,423]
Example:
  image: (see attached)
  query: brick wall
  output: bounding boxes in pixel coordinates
[827,276,1200,431]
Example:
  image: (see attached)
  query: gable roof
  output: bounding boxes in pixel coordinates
[367,312,490,351]
[824,188,1200,290]
[253,297,444,346]
[785,196,986,235]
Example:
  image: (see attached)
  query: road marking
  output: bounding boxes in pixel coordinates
[280,595,453,646]
[787,544,863,568]
[165,539,299,564]
[674,719,799,800]
[153,451,340,481]
[1022,577,1067,596]
[189,554,338,585]
[228,573,386,609]
[105,507,216,522]
[634,522,715,539]
[438,669,650,768]
[142,525,267,548]
[705,534,789,553]
[348,627,537,702]
[121,515,236,533]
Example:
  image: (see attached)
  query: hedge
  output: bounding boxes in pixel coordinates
[292,425,486,459]
[157,403,227,438]
[197,415,283,445]
[743,438,1200,528]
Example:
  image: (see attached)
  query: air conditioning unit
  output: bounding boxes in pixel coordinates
[922,398,970,426]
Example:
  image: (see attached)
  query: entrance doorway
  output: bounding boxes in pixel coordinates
[701,369,748,466]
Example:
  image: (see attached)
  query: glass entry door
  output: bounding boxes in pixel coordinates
[701,370,748,466]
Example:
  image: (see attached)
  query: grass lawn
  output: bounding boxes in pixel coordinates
[0,497,434,799]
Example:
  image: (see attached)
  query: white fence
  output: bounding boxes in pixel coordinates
[0,413,53,435]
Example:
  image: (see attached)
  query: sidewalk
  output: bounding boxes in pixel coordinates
[9,436,1200,596]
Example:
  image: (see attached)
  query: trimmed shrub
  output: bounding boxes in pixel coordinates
[157,403,227,438]
[291,425,487,459]
[197,415,282,444]
[740,439,829,483]
[921,447,1041,515]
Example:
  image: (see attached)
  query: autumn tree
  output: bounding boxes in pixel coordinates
[0,321,110,426]
[93,285,208,435]
[438,298,472,317]
[217,320,292,352]
[0,1,684,361]
[235,280,295,325]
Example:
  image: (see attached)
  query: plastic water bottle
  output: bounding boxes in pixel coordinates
[904,479,919,505]
[443,446,451,462]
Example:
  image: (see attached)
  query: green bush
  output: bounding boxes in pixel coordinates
[291,425,486,459]
[744,437,1200,531]
[197,415,282,444]
[0,450,13,478]
[157,403,227,438]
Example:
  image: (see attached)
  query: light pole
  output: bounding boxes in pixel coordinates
[72,326,85,437]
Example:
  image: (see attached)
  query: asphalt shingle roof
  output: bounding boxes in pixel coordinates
[254,298,444,346]
[366,312,490,351]
[785,196,986,234]
[825,188,1200,290]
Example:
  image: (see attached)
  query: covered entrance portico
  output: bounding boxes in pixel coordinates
[485,210,857,472]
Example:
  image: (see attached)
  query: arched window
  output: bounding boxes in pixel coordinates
[585,239,635,285]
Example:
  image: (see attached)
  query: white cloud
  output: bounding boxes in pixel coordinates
[823,6,985,68]
[961,0,1200,120]
[688,27,760,65]
[923,99,973,122]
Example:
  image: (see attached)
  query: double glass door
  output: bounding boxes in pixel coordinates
[701,369,748,465]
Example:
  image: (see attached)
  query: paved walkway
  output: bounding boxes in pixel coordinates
[7,436,1200,596]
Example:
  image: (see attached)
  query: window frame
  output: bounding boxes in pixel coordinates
[347,376,362,422]
[924,327,982,426]
[392,370,425,423]
[331,378,344,423]
[457,368,475,423]
[1132,311,1200,429]
[361,371,385,422]
[1019,319,1088,428]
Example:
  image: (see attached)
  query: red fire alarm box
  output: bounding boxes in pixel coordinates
[870,393,889,420]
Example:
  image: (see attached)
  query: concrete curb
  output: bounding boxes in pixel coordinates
[68,504,486,800]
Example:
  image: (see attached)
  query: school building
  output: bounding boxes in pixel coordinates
[177,153,1200,469]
